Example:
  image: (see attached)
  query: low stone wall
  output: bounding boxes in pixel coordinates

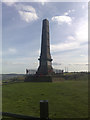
[24,75,64,82]
[24,75,52,82]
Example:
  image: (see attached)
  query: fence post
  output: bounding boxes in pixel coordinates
[40,100,49,119]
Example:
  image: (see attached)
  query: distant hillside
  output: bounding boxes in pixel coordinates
[1,72,88,84]
[2,74,25,81]
[64,72,88,81]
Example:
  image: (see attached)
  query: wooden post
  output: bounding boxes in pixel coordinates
[40,100,48,119]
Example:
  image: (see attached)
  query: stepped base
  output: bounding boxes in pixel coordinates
[36,65,54,75]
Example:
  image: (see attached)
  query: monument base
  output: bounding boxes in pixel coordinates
[24,74,64,82]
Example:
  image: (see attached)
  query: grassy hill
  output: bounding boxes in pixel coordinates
[2,81,88,119]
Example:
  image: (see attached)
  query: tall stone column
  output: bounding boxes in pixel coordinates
[36,19,54,75]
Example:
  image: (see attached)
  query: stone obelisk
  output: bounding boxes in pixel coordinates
[36,19,54,75]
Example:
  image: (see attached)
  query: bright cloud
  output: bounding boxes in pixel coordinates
[3,2,39,23]
[64,12,69,16]
[51,9,75,25]
[33,0,48,5]
[51,41,79,52]
[52,15,72,25]
[64,9,75,16]
[75,21,88,43]
[19,10,38,22]
[51,20,88,53]
[51,14,88,53]
[15,4,39,22]
[15,4,36,12]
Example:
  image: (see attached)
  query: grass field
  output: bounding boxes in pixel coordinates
[2,81,88,119]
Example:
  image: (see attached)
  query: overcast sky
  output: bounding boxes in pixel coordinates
[2,1,88,74]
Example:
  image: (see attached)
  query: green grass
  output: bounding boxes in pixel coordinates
[2,81,88,119]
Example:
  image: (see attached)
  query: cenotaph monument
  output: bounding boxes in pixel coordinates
[36,19,54,75]
[25,19,64,82]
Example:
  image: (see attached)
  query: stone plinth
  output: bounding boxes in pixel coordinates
[24,74,64,82]
[24,75,52,82]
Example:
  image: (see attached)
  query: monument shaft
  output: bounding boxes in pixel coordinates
[37,19,54,75]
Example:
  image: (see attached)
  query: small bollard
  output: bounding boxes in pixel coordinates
[40,100,49,120]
